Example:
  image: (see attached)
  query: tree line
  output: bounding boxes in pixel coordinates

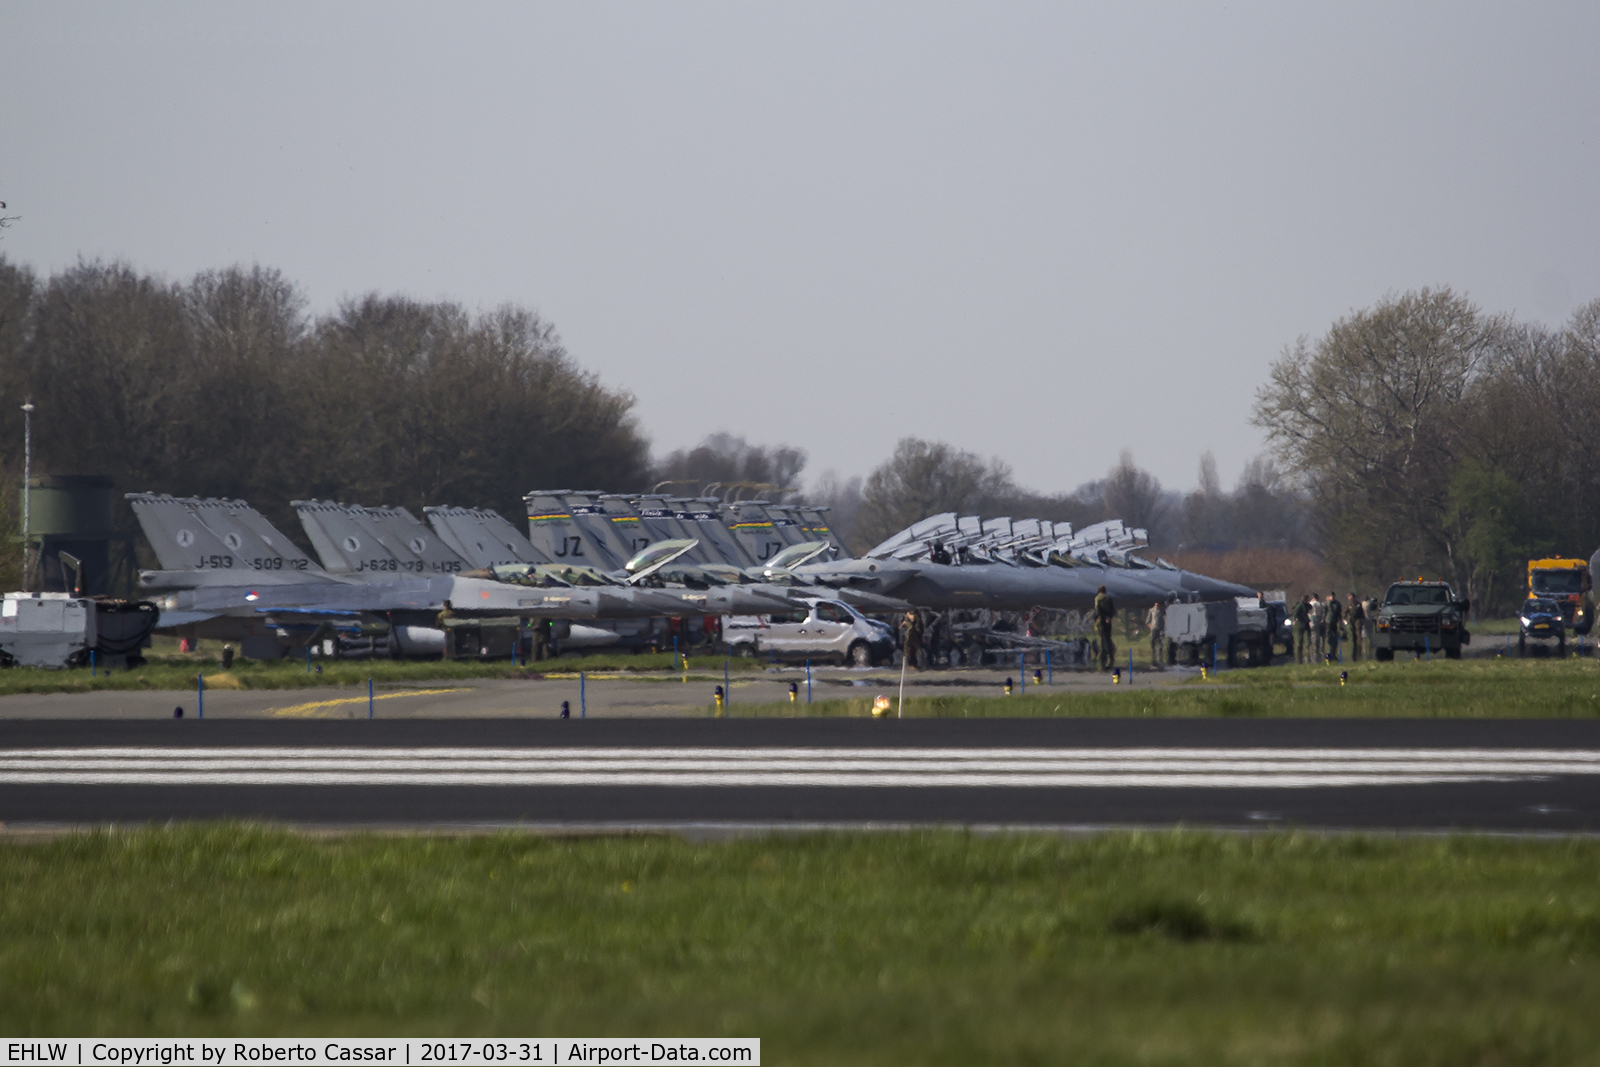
[0,257,651,577]
[4,255,1578,616]
[1256,288,1600,615]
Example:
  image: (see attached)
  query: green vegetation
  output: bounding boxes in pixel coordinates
[741,656,1600,719]
[0,652,761,696]
[5,827,1600,1063]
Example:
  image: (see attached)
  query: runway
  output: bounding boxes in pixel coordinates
[4,719,1599,832]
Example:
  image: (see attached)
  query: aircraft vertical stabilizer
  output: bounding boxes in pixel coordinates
[425,506,552,568]
[129,494,258,574]
[357,505,468,575]
[764,505,812,549]
[681,498,757,567]
[596,496,655,562]
[524,491,631,570]
[795,505,849,558]
[293,500,417,575]
[721,501,788,564]
[213,500,326,574]
[127,494,212,571]
[629,496,713,564]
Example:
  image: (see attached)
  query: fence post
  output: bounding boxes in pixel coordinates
[580,671,586,718]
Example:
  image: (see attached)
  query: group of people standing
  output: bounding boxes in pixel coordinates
[1290,591,1375,664]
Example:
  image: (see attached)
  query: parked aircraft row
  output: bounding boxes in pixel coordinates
[128,489,1251,659]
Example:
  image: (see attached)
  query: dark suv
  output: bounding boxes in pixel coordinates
[1372,581,1470,660]
[1518,597,1566,656]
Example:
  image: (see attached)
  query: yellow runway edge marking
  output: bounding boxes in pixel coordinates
[271,688,470,718]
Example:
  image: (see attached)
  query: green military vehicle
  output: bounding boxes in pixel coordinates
[1372,580,1471,660]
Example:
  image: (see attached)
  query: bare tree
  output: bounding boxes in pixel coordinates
[653,433,807,498]
[1102,450,1168,538]
[807,469,864,552]
[853,437,1014,548]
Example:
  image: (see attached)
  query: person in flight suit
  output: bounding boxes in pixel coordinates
[1292,593,1313,665]
[900,610,925,670]
[1346,593,1365,662]
[1146,599,1166,667]
[1094,586,1117,671]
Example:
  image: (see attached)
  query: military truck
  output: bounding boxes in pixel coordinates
[1371,580,1470,660]
[1526,557,1593,635]
[1164,596,1281,668]
[1164,600,1237,667]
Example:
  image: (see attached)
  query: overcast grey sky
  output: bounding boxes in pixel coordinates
[4,2,1597,495]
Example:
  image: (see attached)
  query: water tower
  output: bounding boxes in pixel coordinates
[20,475,134,595]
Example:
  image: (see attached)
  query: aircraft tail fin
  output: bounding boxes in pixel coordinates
[721,500,790,564]
[292,500,381,574]
[127,493,252,573]
[425,506,552,568]
[524,490,629,569]
[359,505,468,575]
[682,497,756,567]
[187,498,326,576]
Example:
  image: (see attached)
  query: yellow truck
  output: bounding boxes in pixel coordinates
[1527,557,1594,635]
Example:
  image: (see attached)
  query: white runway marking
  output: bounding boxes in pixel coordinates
[0,747,1596,788]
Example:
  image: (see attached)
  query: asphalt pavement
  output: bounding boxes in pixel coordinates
[4,718,1599,833]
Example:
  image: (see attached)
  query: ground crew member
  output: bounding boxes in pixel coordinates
[900,610,924,670]
[435,599,456,658]
[1292,593,1312,664]
[1346,593,1365,661]
[1146,599,1166,667]
[1309,594,1326,661]
[1094,585,1117,671]
[1325,591,1343,662]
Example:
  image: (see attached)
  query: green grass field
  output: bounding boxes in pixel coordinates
[4,827,1600,1064]
[735,656,1600,719]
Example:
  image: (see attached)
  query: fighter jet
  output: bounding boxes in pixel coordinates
[823,511,1253,610]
